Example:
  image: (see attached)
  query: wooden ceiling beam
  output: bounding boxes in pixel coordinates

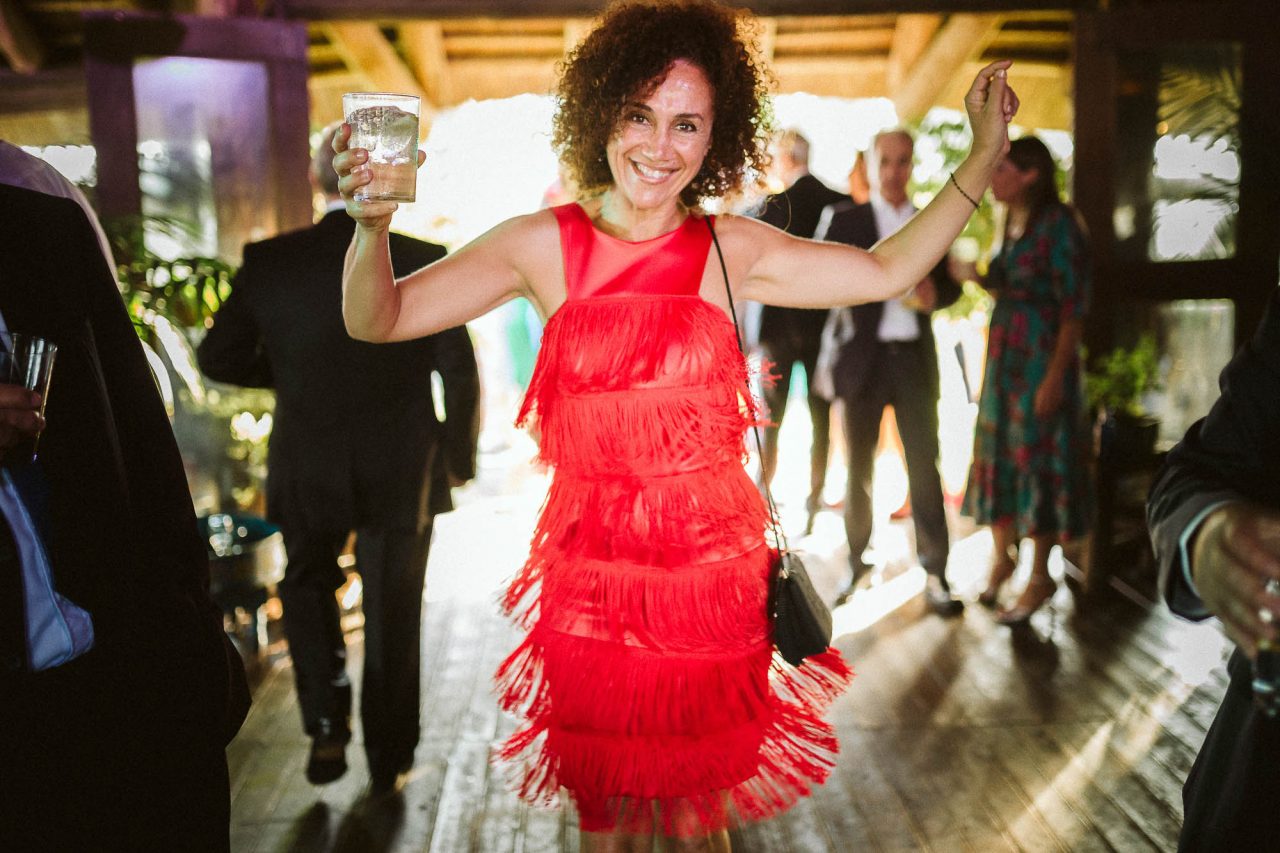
[756,18,777,65]
[400,21,452,109]
[280,1,1074,20]
[773,28,893,55]
[987,30,1071,52]
[774,15,898,33]
[885,13,941,92]
[445,33,564,57]
[441,17,568,34]
[562,18,592,54]
[0,0,47,74]
[892,13,1004,123]
[324,21,436,119]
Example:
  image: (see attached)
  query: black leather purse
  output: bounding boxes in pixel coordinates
[706,219,833,667]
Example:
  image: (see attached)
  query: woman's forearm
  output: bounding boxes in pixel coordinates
[342,226,401,342]
[869,149,999,299]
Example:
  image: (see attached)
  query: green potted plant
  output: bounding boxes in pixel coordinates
[1085,333,1162,460]
[104,214,274,515]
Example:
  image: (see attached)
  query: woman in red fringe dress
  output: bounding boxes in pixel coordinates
[335,2,1018,848]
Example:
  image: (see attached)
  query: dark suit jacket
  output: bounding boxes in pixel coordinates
[0,184,248,750]
[757,173,849,344]
[820,200,961,401]
[1148,286,1280,622]
[1147,286,1280,848]
[197,210,480,533]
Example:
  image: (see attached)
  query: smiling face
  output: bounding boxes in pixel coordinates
[605,59,714,214]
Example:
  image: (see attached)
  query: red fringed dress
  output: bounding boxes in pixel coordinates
[496,203,852,836]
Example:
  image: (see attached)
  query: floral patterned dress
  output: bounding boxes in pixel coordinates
[963,203,1094,539]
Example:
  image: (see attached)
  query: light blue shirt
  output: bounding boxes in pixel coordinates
[1177,500,1233,619]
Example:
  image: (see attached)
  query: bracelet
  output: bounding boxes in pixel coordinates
[949,172,981,210]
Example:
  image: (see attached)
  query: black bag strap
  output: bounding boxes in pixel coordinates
[705,216,790,557]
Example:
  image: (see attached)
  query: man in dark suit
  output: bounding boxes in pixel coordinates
[198,125,480,795]
[757,129,848,533]
[1148,286,1280,851]
[0,181,249,850]
[818,129,963,615]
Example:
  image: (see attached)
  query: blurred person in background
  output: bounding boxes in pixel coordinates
[755,129,848,534]
[847,149,870,205]
[198,123,480,796]
[818,129,963,616]
[960,135,1093,626]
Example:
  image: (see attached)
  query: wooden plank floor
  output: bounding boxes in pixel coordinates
[227,432,1227,852]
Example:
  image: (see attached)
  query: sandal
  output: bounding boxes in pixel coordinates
[978,554,1017,608]
[995,575,1058,627]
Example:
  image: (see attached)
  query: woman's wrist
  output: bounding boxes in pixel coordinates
[951,157,994,207]
[354,220,392,239]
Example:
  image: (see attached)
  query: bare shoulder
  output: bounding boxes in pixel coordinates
[473,207,560,252]
[706,213,780,262]
[465,207,565,314]
[454,207,561,276]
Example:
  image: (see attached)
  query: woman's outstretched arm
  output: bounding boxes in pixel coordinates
[333,125,563,342]
[732,61,1019,310]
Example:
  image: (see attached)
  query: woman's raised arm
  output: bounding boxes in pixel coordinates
[736,60,1019,309]
[333,124,559,341]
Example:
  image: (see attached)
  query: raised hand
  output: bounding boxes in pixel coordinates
[332,123,427,233]
[965,60,1020,160]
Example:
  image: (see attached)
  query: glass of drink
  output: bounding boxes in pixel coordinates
[0,332,57,464]
[342,92,422,203]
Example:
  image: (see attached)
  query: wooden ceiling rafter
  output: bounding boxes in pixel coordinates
[0,6,1080,143]
[323,20,435,124]
[400,20,451,109]
[755,17,777,63]
[885,13,942,93]
[891,12,1004,122]
[561,17,591,54]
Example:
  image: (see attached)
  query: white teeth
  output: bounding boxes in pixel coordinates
[633,161,671,180]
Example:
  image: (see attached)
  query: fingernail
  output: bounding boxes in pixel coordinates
[997,69,1007,78]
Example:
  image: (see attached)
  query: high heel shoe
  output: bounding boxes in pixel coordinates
[978,556,1017,608]
[995,575,1057,627]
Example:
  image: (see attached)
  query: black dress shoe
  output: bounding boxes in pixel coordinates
[306,718,351,785]
[368,749,414,797]
[924,576,964,617]
[368,769,402,798]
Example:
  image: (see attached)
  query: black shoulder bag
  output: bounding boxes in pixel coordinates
[705,218,833,667]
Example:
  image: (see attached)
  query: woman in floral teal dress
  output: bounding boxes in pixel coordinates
[962,136,1093,625]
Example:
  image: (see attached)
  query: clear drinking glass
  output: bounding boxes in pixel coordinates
[0,332,57,464]
[342,92,421,203]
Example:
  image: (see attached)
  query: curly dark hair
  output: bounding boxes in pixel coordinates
[553,0,774,206]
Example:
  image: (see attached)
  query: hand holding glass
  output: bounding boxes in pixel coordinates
[342,92,421,203]
[0,333,57,464]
